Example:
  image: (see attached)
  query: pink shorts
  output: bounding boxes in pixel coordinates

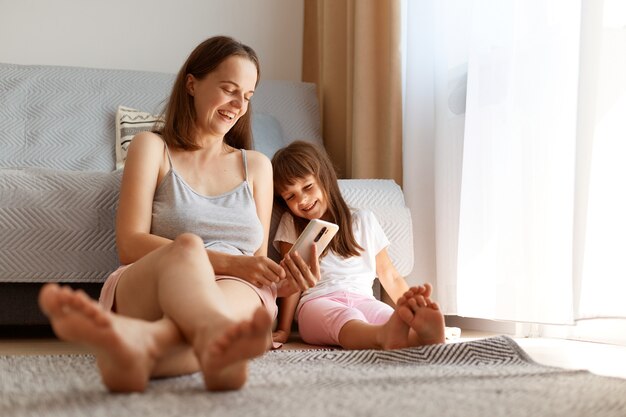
[296,291,394,346]
[98,264,278,320]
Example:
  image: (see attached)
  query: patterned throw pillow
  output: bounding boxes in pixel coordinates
[115,106,163,169]
[115,107,286,169]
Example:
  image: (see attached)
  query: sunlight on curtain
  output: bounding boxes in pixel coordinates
[457,0,581,323]
[578,0,626,319]
[402,0,473,301]
[403,0,626,329]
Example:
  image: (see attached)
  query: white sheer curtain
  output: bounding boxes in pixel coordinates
[403,0,626,329]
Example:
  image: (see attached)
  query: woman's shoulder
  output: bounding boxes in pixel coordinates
[243,149,272,175]
[128,131,166,152]
[244,149,271,164]
[123,131,168,173]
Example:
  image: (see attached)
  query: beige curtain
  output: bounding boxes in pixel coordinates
[303,0,403,184]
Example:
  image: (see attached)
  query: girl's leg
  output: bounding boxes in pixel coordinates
[338,296,409,350]
[296,294,402,349]
[297,295,356,346]
[339,289,445,350]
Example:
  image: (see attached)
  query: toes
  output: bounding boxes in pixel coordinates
[397,305,414,324]
[415,295,427,308]
[423,283,433,298]
[38,283,61,314]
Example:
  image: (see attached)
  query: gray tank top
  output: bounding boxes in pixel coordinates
[151,144,264,256]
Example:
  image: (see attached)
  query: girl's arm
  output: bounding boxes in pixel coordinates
[375,248,410,305]
[273,290,300,344]
[272,241,303,344]
[208,150,284,287]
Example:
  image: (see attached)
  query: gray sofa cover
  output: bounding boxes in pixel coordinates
[0,63,413,326]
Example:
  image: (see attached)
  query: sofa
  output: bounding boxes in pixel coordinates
[0,62,414,328]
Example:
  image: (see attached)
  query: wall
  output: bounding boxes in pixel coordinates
[0,0,304,80]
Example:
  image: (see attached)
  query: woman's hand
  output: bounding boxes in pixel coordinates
[280,245,320,292]
[225,254,286,288]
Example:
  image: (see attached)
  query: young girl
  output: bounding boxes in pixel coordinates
[271,141,445,349]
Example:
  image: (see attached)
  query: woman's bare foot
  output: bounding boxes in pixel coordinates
[195,306,272,391]
[397,288,446,346]
[38,283,176,392]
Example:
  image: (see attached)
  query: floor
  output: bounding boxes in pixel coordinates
[1,328,625,380]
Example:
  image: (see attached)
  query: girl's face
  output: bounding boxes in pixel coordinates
[186,55,257,140]
[279,174,329,221]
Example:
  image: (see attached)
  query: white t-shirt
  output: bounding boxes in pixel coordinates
[273,209,390,314]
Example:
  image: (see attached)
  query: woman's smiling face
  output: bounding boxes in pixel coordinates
[186,55,257,139]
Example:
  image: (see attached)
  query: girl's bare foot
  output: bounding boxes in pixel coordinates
[375,311,412,350]
[397,289,446,346]
[38,283,175,392]
[376,285,434,350]
[195,306,272,391]
[396,284,432,306]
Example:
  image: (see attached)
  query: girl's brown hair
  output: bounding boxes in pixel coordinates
[272,141,363,258]
[156,36,260,150]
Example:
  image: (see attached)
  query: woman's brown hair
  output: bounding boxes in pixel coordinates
[272,141,363,258]
[156,36,260,150]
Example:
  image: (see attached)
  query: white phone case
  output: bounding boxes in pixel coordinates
[288,219,339,266]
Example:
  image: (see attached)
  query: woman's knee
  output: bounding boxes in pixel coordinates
[168,233,208,263]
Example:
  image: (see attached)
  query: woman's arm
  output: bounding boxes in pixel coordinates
[375,248,410,306]
[247,150,274,257]
[115,132,173,264]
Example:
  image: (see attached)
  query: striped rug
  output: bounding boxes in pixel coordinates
[1,336,625,417]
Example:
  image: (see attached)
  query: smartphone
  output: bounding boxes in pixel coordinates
[288,219,339,266]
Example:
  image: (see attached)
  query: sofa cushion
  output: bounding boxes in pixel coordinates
[0,168,122,283]
[115,106,164,170]
[251,113,287,158]
[115,106,287,166]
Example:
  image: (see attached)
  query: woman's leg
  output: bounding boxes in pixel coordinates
[194,278,272,390]
[39,284,183,392]
[115,233,272,390]
[40,233,272,391]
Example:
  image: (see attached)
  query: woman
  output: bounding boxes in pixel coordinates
[38,36,289,392]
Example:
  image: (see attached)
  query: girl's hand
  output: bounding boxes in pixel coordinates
[276,277,300,297]
[272,329,290,344]
[231,255,285,288]
[280,245,320,292]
